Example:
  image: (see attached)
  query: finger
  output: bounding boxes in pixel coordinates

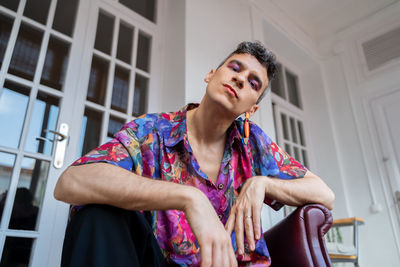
[228,237,238,267]
[225,212,235,234]
[252,203,262,240]
[212,242,222,267]
[235,209,244,255]
[200,243,212,267]
[244,212,255,251]
[221,242,229,267]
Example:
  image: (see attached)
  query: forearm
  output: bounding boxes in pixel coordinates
[54,163,196,211]
[263,171,335,210]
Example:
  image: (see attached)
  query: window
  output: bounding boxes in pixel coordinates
[271,63,309,168]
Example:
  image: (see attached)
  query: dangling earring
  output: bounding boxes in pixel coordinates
[243,112,250,144]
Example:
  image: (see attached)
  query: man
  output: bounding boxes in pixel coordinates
[54,41,334,267]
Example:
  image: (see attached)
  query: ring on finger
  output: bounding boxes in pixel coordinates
[245,215,252,219]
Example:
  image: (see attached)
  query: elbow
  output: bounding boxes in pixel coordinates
[54,167,77,204]
[325,189,335,211]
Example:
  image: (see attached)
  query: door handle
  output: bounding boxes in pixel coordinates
[35,129,67,143]
[53,123,69,169]
[44,129,67,142]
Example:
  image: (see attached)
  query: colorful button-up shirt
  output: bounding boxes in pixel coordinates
[72,104,307,266]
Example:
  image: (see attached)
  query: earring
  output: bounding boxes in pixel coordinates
[243,112,250,144]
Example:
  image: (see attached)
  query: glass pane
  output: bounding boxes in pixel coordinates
[284,143,291,155]
[0,14,13,69]
[107,115,124,139]
[271,63,285,99]
[52,0,79,37]
[302,149,309,168]
[289,117,297,143]
[111,66,129,112]
[297,120,305,146]
[24,92,59,155]
[0,152,16,222]
[293,146,300,161]
[119,0,156,22]
[280,113,289,140]
[94,12,114,55]
[80,108,102,156]
[0,0,20,11]
[286,70,301,108]
[9,157,50,231]
[0,237,34,266]
[8,23,43,81]
[0,81,30,148]
[132,74,148,116]
[87,55,109,105]
[23,0,51,24]
[136,32,151,72]
[116,22,133,64]
[40,36,70,90]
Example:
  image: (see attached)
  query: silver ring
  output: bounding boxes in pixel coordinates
[245,215,252,219]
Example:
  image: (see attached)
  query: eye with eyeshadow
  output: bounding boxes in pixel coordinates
[227,62,240,72]
[249,78,260,91]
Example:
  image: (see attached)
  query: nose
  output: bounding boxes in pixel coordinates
[232,73,245,89]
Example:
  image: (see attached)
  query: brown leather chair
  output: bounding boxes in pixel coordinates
[264,204,333,267]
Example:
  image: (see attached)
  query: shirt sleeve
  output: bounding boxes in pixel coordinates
[68,122,144,219]
[71,122,144,175]
[250,122,308,210]
[72,138,134,171]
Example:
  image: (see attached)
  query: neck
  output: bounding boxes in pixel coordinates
[187,96,236,145]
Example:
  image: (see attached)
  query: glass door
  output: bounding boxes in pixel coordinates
[76,0,155,158]
[0,0,159,266]
[0,0,85,266]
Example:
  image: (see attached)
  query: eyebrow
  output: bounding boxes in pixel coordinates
[228,59,263,90]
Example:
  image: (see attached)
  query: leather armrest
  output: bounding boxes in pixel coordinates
[263,204,333,267]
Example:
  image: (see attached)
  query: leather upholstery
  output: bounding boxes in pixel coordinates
[264,204,333,267]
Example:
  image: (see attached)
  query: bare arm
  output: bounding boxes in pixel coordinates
[54,162,237,267]
[263,170,335,210]
[54,162,194,211]
[226,170,334,255]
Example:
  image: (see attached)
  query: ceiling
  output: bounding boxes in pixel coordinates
[252,0,400,42]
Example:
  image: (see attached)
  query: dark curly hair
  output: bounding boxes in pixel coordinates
[218,41,277,103]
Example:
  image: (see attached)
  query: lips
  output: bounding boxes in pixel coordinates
[223,84,238,98]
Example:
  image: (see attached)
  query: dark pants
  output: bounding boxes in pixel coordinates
[61,205,176,267]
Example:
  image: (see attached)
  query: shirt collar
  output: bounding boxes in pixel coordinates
[164,103,245,149]
[164,103,199,147]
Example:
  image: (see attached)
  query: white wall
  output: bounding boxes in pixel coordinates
[158,0,186,112]
[185,0,254,103]
[318,2,400,266]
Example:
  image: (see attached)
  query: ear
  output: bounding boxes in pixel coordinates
[248,104,258,117]
[204,69,215,83]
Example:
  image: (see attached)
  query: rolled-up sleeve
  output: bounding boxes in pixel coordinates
[71,125,144,174]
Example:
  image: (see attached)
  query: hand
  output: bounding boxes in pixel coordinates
[225,176,266,255]
[183,188,237,267]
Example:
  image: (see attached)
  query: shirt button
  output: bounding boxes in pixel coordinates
[218,214,222,220]
[218,183,224,190]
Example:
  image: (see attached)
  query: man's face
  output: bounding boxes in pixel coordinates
[204,53,269,117]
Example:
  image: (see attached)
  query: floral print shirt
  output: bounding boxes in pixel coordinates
[71,104,307,266]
